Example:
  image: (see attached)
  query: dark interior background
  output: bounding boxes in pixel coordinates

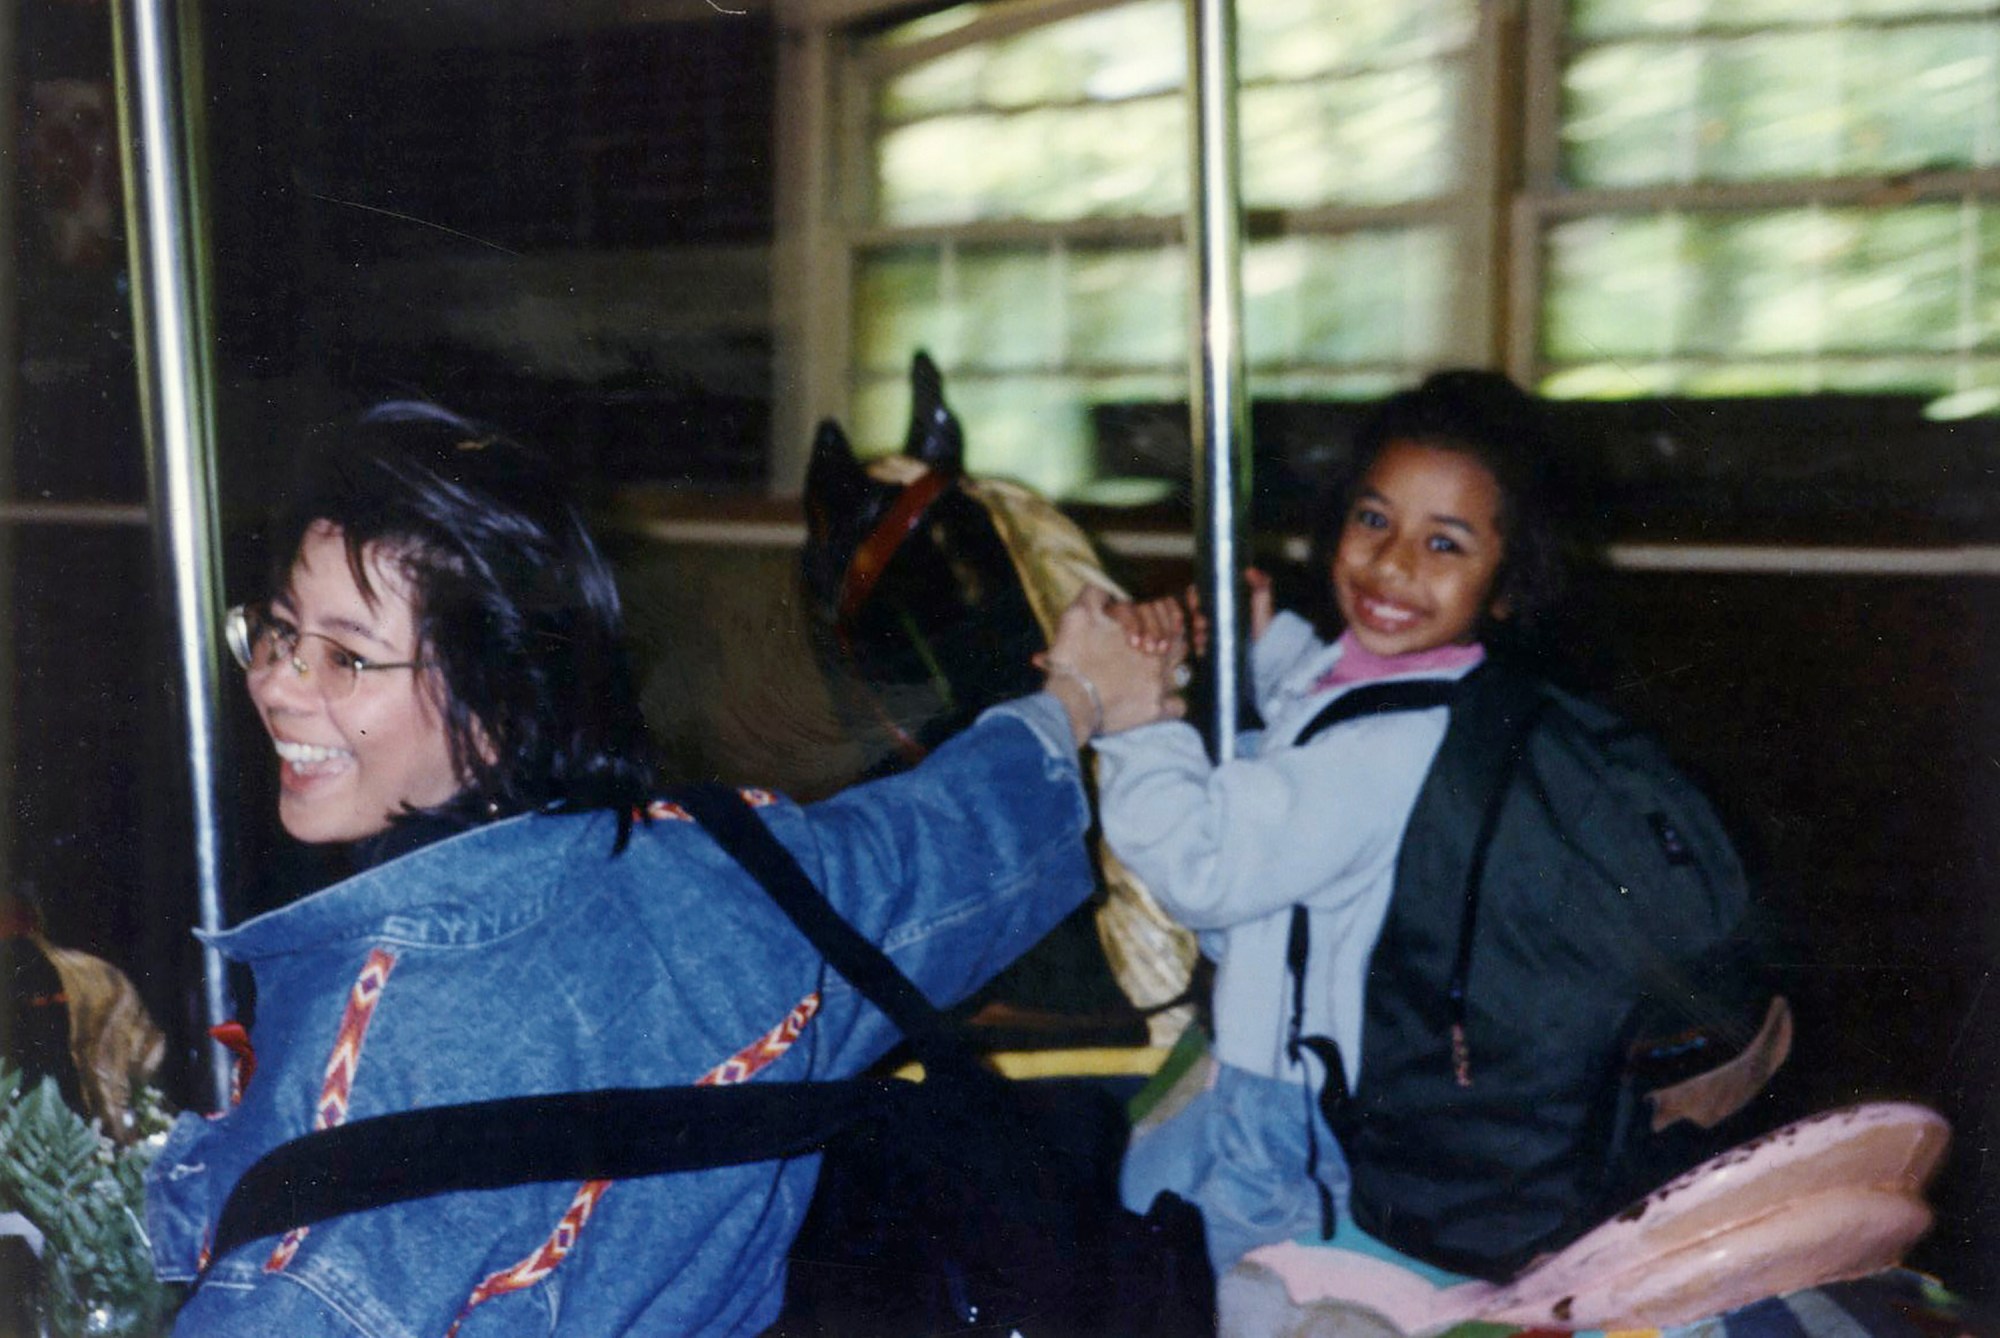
[4,0,1994,1311]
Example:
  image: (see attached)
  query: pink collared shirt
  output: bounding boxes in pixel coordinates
[1311,630,1485,692]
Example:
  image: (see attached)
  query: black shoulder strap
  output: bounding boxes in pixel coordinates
[209,786,941,1265]
[1286,661,1548,1104]
[207,1078,892,1263]
[1285,673,1470,1039]
[1293,678,1459,749]
[668,783,960,1064]
[1281,674,1460,1239]
[1284,670,1474,1064]
[1433,665,1549,1082]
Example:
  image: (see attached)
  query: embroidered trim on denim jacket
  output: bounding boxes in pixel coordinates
[264,947,400,1274]
[446,991,823,1332]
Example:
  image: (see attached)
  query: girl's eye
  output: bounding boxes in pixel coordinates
[1350,507,1387,530]
[323,644,362,673]
[1426,534,1463,554]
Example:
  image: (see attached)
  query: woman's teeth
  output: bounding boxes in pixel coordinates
[275,740,352,766]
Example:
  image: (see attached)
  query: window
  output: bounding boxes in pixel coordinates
[1534,0,2000,405]
[826,0,2000,504]
[844,0,1478,500]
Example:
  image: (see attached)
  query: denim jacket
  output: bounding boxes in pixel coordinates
[147,697,1091,1337]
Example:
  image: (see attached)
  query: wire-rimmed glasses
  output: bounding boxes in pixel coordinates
[225,603,425,701]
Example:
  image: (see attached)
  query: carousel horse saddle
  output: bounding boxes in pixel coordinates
[1223,1100,1951,1336]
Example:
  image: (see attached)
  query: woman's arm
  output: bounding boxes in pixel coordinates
[782,588,1179,1057]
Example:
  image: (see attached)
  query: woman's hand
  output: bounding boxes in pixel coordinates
[1112,595,1187,657]
[1136,567,1274,664]
[1040,587,1186,745]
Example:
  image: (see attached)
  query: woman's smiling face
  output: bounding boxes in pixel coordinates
[1332,439,1509,658]
[247,522,465,844]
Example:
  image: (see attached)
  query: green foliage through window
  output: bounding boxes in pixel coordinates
[851,0,2000,499]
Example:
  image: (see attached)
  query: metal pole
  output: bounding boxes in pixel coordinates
[111,0,231,1109]
[1186,0,1252,762]
[0,0,19,887]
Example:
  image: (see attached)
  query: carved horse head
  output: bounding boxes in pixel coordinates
[801,353,1198,1041]
[803,352,1095,774]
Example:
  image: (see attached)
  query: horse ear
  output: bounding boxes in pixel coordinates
[803,419,876,614]
[805,418,870,522]
[902,350,964,476]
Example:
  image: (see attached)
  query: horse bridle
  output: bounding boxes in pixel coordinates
[833,468,954,766]
[836,468,951,630]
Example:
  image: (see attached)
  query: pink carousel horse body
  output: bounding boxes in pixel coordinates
[1224,1101,1952,1335]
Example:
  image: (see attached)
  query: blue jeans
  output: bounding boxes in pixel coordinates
[1120,1060,1351,1275]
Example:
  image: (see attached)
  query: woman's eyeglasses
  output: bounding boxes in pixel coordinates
[225,604,424,701]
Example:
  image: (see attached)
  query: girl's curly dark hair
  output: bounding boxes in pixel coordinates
[266,402,657,843]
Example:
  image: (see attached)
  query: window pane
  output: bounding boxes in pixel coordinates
[1544,205,1995,389]
[855,249,947,373]
[979,3,1183,107]
[957,250,1063,370]
[1562,44,1702,188]
[875,97,1185,226]
[875,0,1472,223]
[1571,0,1993,40]
[1542,215,1689,362]
[877,0,1181,123]
[1564,15,2000,186]
[861,0,1481,498]
[854,365,1195,501]
[1065,247,1189,369]
[934,373,1095,496]
[1243,64,1459,207]
[848,374,921,457]
[1067,98,1190,216]
[1567,33,1849,186]
[1245,229,1451,368]
[880,44,992,121]
[1844,24,2000,174]
[1240,0,1476,83]
[877,4,991,50]
[1817,208,1969,353]
[1983,206,2000,347]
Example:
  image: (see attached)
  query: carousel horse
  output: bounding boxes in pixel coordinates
[791,354,1976,1337]
[1218,1102,1960,1335]
[801,350,1200,1049]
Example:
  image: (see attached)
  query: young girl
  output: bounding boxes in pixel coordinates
[1097,369,1568,1274]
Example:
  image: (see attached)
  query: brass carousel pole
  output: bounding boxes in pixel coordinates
[111,0,230,1108]
[1186,0,1251,760]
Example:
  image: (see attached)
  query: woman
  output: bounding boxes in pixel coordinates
[144,404,1180,1336]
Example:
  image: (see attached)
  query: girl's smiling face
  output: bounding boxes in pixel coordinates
[247,522,466,844]
[1332,439,1509,658]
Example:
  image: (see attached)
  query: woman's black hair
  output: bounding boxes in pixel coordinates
[266,402,657,841]
[1306,368,1575,649]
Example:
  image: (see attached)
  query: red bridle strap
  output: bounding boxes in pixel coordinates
[837,468,952,626]
[833,468,954,767]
